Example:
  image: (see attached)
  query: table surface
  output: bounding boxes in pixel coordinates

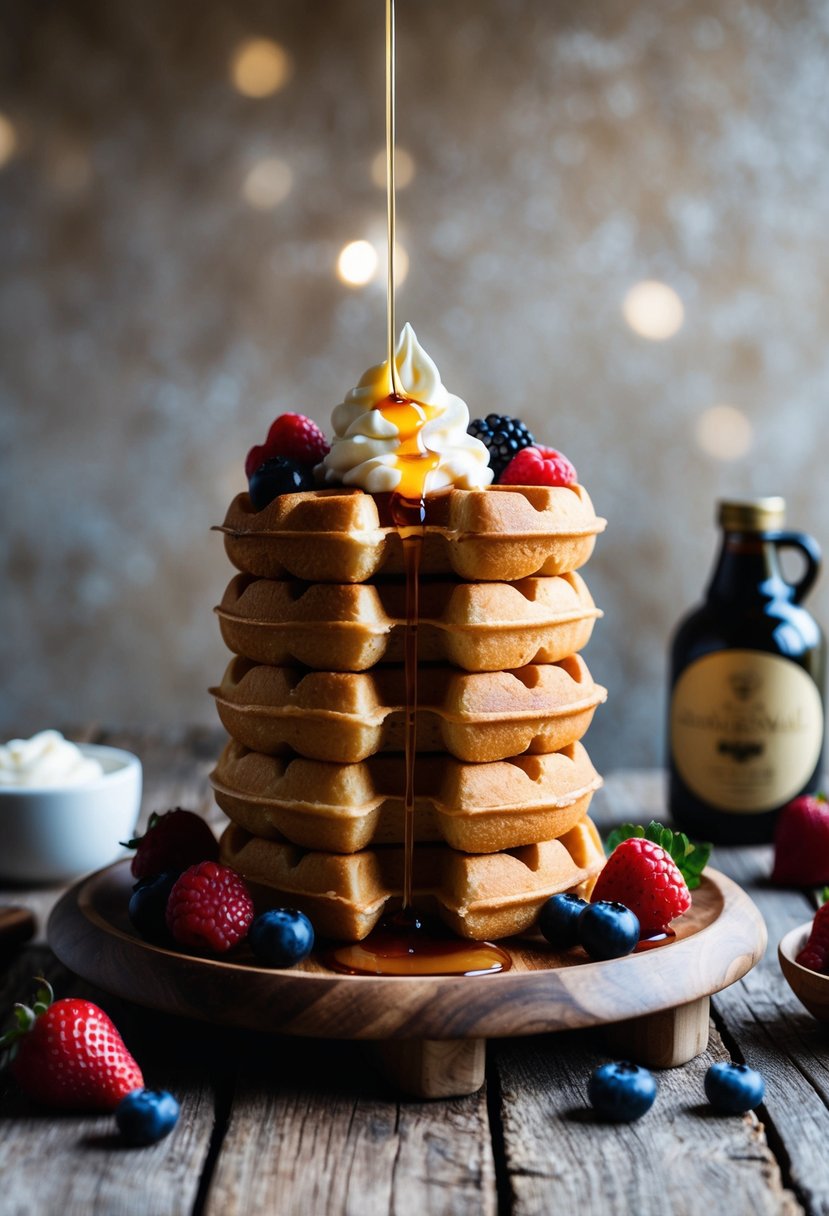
[0,726,824,1216]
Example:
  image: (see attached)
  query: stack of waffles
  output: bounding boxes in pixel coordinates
[210,483,608,941]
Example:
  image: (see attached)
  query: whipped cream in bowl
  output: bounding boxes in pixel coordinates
[0,730,142,883]
[321,323,493,495]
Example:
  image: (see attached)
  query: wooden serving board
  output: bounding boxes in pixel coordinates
[47,861,766,1098]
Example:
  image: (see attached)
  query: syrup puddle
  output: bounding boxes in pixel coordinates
[634,927,677,952]
[323,911,511,977]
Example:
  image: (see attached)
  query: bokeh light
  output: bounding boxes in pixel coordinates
[370,146,415,189]
[0,113,18,167]
[337,240,379,286]
[622,280,685,340]
[695,404,754,461]
[242,156,293,209]
[231,38,292,98]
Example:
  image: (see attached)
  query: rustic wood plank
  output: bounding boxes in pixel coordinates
[0,944,218,1216]
[203,1035,496,1216]
[491,1026,801,1216]
[708,844,829,1216]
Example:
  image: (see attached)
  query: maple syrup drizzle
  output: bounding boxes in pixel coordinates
[323,0,509,978]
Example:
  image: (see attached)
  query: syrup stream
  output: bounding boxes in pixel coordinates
[323,0,509,976]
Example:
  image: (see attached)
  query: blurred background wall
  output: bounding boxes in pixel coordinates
[1,0,828,772]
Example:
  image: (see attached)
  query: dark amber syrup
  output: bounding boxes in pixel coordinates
[634,927,677,953]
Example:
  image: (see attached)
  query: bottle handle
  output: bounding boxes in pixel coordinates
[770,531,822,603]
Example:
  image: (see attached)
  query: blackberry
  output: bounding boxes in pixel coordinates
[467,414,536,480]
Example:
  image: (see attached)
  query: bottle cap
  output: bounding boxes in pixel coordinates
[718,497,786,531]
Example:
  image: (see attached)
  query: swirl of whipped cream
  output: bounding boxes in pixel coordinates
[0,730,104,788]
[321,323,493,494]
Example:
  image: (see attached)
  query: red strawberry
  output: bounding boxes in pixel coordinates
[499,444,577,487]
[0,979,143,1110]
[127,808,219,880]
[796,902,829,973]
[245,413,329,478]
[166,861,254,954]
[772,794,829,887]
[590,838,691,937]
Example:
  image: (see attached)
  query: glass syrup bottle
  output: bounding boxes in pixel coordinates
[668,497,825,844]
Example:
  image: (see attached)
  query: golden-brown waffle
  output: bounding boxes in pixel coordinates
[218,484,606,583]
[216,571,600,672]
[210,738,602,854]
[219,817,605,941]
[211,654,607,763]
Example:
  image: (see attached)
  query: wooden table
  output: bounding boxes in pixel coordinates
[0,727,823,1216]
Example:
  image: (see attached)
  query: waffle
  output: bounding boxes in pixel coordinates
[210,738,602,854]
[218,484,606,583]
[216,571,600,672]
[219,817,606,940]
[211,654,607,763]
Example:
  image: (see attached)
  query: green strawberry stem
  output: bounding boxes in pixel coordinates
[121,811,161,850]
[0,978,54,1052]
[605,821,712,891]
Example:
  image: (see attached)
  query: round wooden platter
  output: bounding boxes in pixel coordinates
[48,861,766,1098]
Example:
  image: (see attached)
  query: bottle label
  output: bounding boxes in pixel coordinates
[671,649,824,813]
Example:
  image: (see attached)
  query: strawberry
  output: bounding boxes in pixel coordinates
[499,444,577,487]
[245,413,329,478]
[166,861,254,954]
[126,808,219,880]
[0,979,143,1110]
[590,838,691,937]
[796,901,829,973]
[772,794,829,887]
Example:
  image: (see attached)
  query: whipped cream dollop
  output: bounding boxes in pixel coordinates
[321,323,493,494]
[0,730,104,788]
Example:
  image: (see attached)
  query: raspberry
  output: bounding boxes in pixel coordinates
[467,414,536,480]
[796,903,829,974]
[245,413,329,478]
[590,838,691,937]
[499,445,578,488]
[166,861,254,954]
[127,808,219,880]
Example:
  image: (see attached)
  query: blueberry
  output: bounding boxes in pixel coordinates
[249,908,315,967]
[588,1061,657,1122]
[129,871,180,944]
[249,457,313,510]
[578,901,640,961]
[116,1088,180,1146]
[704,1061,766,1113]
[538,893,588,949]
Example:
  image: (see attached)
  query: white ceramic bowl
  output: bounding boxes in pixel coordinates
[0,744,142,884]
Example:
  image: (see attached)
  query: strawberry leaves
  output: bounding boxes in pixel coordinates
[605,821,712,890]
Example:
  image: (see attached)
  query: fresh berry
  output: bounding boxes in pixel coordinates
[588,1061,657,1122]
[795,901,829,973]
[772,794,829,887]
[245,413,329,478]
[116,1088,180,1145]
[704,1061,765,1113]
[578,901,640,960]
[166,861,254,954]
[467,414,536,480]
[249,908,315,968]
[0,979,143,1111]
[538,893,587,950]
[499,444,578,487]
[248,456,314,511]
[590,838,691,937]
[128,871,180,944]
[126,808,218,881]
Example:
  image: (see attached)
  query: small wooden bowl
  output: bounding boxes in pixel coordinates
[778,922,829,1020]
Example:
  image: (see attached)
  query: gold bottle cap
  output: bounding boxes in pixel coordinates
[718,497,786,531]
